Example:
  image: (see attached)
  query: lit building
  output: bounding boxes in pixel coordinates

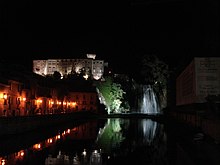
[176,57,220,105]
[33,54,106,80]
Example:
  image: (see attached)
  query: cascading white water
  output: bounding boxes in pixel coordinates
[139,85,160,114]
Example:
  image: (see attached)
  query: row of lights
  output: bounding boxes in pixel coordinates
[0,128,72,165]
[49,101,77,106]
[1,93,26,101]
[1,93,76,106]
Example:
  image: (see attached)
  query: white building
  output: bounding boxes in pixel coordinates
[33,54,106,80]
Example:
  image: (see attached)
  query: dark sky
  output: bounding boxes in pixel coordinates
[0,0,219,74]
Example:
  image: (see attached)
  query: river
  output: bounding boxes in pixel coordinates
[0,117,219,165]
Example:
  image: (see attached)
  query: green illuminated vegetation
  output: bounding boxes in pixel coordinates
[95,76,129,114]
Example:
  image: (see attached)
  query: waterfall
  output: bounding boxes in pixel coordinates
[138,85,160,114]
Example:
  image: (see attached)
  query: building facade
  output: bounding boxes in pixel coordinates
[176,57,220,105]
[33,54,106,80]
[0,64,100,116]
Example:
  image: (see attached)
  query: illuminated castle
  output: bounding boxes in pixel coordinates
[33,54,107,80]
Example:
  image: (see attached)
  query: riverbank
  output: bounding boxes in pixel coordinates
[0,111,167,137]
[164,104,220,143]
[0,111,100,137]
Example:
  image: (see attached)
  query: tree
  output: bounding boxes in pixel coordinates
[53,71,61,80]
[140,54,170,109]
[95,76,125,114]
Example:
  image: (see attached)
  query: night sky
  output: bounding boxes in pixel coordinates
[0,0,219,74]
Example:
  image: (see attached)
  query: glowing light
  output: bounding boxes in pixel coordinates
[93,74,101,80]
[1,159,6,165]
[22,97,26,101]
[75,66,81,73]
[72,102,76,106]
[82,149,86,156]
[2,93,7,99]
[56,135,61,139]
[37,99,42,103]
[20,150,25,157]
[87,54,96,59]
[83,74,89,80]
[48,138,53,143]
[33,143,41,149]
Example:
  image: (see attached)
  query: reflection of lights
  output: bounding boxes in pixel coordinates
[67,129,70,133]
[141,119,157,144]
[33,143,41,149]
[15,150,25,160]
[17,150,25,157]
[47,138,53,143]
[20,151,24,157]
[72,127,78,132]
[56,135,61,139]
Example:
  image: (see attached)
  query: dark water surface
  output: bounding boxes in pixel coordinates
[0,117,219,165]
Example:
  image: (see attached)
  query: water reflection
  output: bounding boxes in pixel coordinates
[95,118,167,164]
[0,118,168,165]
[141,119,158,143]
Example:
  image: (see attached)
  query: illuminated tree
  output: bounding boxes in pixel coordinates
[95,76,125,114]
